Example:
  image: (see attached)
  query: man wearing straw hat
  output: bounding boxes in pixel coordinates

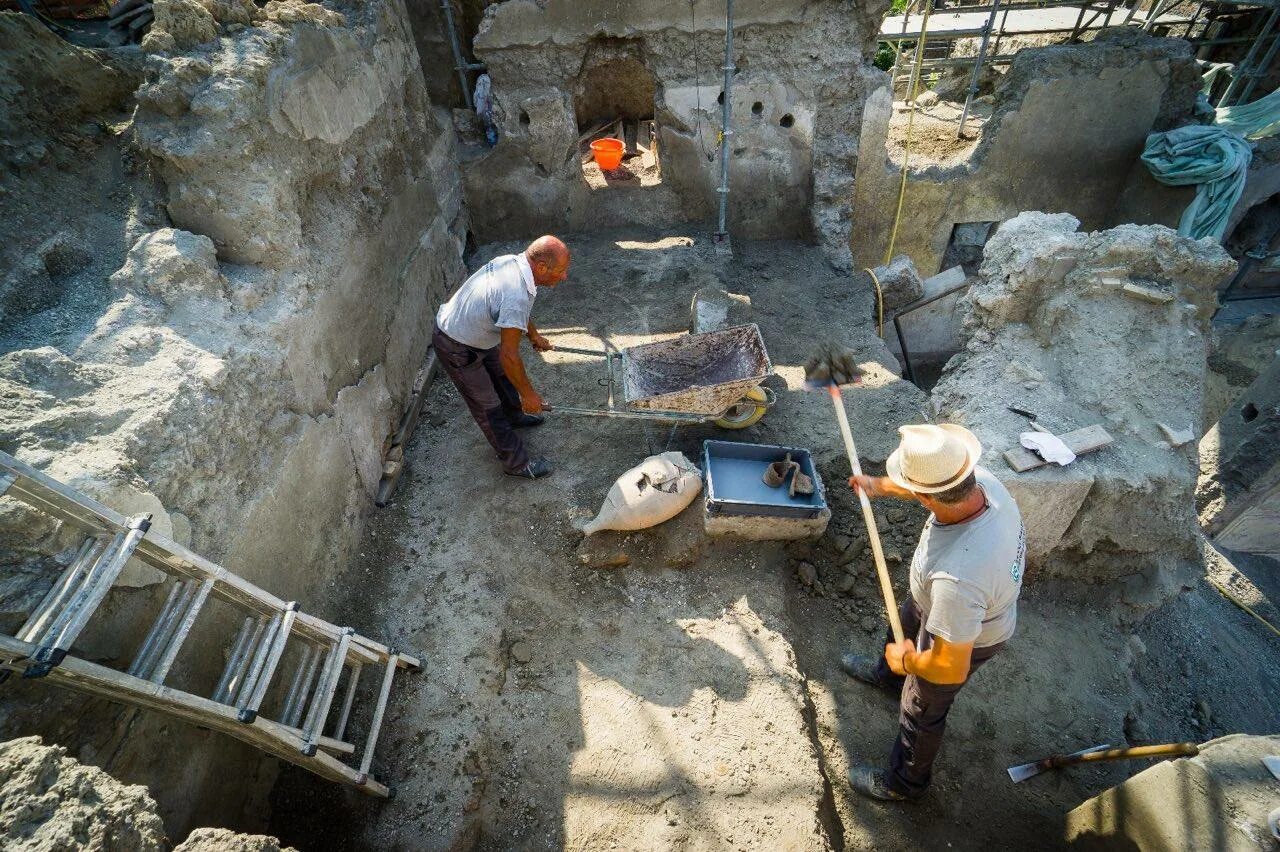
[841,423,1026,802]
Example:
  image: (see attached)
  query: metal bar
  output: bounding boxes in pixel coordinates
[26,515,152,678]
[714,0,735,245]
[283,645,321,727]
[439,0,473,109]
[959,0,1000,136]
[1239,12,1280,102]
[301,645,338,737]
[894,315,917,385]
[239,603,297,723]
[215,616,266,704]
[1219,3,1280,105]
[128,581,189,677]
[333,662,362,742]
[302,629,352,756]
[357,652,400,782]
[150,577,214,684]
[213,616,255,702]
[545,404,706,423]
[28,531,125,647]
[17,538,102,642]
[233,612,283,708]
[280,644,317,725]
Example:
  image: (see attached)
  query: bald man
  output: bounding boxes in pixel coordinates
[432,236,570,478]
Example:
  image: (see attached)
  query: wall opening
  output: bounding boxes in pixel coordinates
[940,221,997,275]
[573,46,661,189]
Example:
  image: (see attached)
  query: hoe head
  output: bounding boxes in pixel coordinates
[803,343,864,390]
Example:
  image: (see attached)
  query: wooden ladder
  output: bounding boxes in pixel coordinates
[0,450,417,796]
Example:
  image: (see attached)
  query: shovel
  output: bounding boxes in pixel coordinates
[1007,742,1200,783]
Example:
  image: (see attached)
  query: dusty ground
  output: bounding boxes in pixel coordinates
[887,100,991,168]
[269,230,1280,850]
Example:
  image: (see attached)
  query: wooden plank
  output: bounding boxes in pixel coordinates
[1003,424,1114,473]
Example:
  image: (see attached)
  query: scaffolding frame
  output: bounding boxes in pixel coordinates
[882,0,1280,127]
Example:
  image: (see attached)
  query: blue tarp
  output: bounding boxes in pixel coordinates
[1141,125,1253,242]
[1216,87,1280,140]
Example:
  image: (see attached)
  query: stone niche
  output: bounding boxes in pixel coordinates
[456,0,888,270]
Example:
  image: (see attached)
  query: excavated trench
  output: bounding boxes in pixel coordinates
[4,0,1280,849]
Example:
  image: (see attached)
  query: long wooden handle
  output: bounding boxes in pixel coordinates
[829,386,904,644]
[1052,742,1200,769]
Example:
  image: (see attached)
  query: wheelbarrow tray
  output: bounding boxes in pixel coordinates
[620,324,772,416]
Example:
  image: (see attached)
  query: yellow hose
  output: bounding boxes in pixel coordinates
[884,0,934,266]
[865,267,885,338]
[1210,578,1280,638]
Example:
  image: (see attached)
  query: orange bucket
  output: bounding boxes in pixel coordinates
[590,138,625,170]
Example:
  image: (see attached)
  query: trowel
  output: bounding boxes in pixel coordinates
[1007,742,1200,783]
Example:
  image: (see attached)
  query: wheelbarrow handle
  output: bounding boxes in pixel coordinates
[549,345,609,357]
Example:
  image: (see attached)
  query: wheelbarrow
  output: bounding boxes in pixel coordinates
[545,323,777,430]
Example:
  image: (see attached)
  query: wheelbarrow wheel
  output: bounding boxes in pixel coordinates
[715,387,769,430]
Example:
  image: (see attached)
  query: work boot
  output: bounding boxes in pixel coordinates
[507,412,546,429]
[840,653,890,689]
[505,457,553,479]
[849,764,909,802]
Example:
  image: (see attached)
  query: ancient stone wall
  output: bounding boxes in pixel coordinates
[454,0,887,269]
[850,31,1201,275]
[0,0,466,835]
[930,213,1235,593]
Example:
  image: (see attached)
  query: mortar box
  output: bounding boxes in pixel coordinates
[702,440,831,540]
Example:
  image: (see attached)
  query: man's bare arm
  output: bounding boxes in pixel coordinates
[850,474,915,500]
[499,327,544,413]
[526,320,552,352]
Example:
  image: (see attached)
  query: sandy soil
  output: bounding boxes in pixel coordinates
[268,230,1280,851]
[887,100,992,169]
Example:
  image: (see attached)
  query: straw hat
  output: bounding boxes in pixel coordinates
[885,424,982,494]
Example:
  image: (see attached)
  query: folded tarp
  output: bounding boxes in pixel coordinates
[1141,125,1252,242]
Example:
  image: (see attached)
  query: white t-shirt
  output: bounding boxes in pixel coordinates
[908,466,1026,648]
[435,253,536,349]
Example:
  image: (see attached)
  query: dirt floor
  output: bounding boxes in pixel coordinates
[886,100,991,169]
[268,230,1280,850]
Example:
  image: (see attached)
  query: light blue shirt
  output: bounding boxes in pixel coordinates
[435,253,537,349]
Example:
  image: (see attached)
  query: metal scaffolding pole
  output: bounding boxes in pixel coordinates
[1219,2,1280,105]
[958,0,1000,137]
[714,0,736,253]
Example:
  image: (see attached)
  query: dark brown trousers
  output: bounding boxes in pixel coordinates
[872,596,1005,798]
[432,325,529,473]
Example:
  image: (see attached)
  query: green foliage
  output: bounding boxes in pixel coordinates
[874,42,896,72]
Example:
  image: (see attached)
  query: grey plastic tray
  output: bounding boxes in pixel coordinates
[702,440,828,519]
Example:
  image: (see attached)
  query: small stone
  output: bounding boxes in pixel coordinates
[861,615,879,633]
[835,573,856,594]
[510,641,532,664]
[796,561,818,587]
[886,507,908,524]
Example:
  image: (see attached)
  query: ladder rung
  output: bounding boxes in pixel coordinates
[237,603,297,723]
[332,662,362,742]
[280,644,320,728]
[17,537,104,643]
[149,577,213,684]
[25,516,152,678]
[213,616,262,704]
[357,652,400,782]
[232,612,283,709]
[128,580,191,678]
[301,629,352,757]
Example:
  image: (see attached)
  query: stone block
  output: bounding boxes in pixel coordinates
[870,254,925,311]
[690,287,752,333]
[1065,734,1280,851]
